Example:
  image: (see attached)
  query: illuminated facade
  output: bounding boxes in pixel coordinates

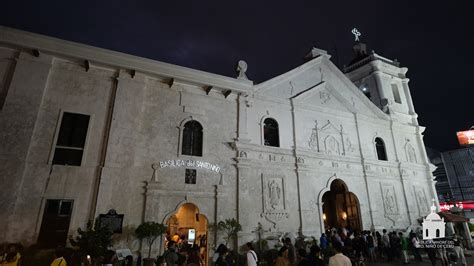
[0,27,437,255]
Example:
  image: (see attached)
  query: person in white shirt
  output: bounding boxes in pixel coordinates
[329,242,351,266]
[246,242,258,266]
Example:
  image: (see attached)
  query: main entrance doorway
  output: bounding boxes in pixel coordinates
[166,203,208,265]
[322,179,361,231]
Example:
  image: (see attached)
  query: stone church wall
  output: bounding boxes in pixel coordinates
[0,27,438,256]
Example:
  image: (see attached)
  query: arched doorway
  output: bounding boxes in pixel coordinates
[166,203,209,265]
[322,179,362,231]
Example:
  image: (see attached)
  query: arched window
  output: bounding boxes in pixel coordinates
[375,137,387,161]
[263,118,279,147]
[436,229,440,238]
[426,229,429,238]
[182,120,203,156]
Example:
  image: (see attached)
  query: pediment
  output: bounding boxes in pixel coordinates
[254,56,389,120]
[291,81,356,113]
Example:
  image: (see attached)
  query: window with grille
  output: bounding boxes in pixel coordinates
[182,121,203,156]
[185,169,197,184]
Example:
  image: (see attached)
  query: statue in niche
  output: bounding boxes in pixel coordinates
[384,188,397,214]
[324,135,340,155]
[308,129,318,150]
[308,121,318,151]
[268,180,281,209]
[345,137,355,154]
[407,144,417,163]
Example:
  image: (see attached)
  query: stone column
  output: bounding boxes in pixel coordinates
[297,169,320,236]
[373,71,387,109]
[103,70,146,167]
[415,126,439,208]
[388,120,413,225]
[236,94,250,142]
[354,113,375,229]
[216,183,236,247]
[0,51,53,243]
[401,79,416,115]
[94,70,146,217]
[235,161,254,246]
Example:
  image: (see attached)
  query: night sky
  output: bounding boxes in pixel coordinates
[1,1,473,152]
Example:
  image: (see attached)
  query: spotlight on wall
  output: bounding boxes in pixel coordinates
[323,213,326,221]
[342,212,347,220]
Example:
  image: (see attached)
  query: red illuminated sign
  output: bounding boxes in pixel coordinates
[457,130,474,146]
[440,201,474,211]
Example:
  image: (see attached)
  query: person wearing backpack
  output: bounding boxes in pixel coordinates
[245,242,257,266]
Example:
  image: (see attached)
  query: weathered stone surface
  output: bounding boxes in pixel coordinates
[0,27,436,257]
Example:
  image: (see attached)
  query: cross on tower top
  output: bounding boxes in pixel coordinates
[351,28,362,42]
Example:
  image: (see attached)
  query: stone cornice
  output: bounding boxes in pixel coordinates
[253,55,326,92]
[146,181,215,197]
[293,103,355,119]
[233,142,294,156]
[0,26,253,93]
[295,148,361,163]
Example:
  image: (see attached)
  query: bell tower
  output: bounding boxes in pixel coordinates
[343,31,418,125]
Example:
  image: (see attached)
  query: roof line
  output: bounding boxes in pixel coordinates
[0,26,253,93]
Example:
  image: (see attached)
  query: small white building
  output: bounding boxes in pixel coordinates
[422,204,445,239]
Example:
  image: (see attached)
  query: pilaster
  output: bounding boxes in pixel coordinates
[0,51,53,243]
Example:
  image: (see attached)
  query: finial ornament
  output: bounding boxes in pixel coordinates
[237,60,248,80]
[351,28,361,42]
[430,198,437,213]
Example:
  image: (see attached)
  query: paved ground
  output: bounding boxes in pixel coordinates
[365,254,474,266]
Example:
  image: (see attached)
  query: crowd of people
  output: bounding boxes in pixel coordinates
[203,226,468,266]
[0,244,122,266]
[1,227,469,265]
[158,232,207,266]
[318,227,468,266]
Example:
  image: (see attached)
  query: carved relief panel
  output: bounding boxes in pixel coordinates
[261,174,289,230]
[262,175,285,211]
[381,184,400,224]
[324,135,341,155]
[414,187,429,216]
[404,139,417,163]
[307,120,354,156]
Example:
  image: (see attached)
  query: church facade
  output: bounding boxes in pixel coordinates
[0,26,436,253]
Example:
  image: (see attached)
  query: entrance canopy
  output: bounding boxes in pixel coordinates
[438,212,469,223]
